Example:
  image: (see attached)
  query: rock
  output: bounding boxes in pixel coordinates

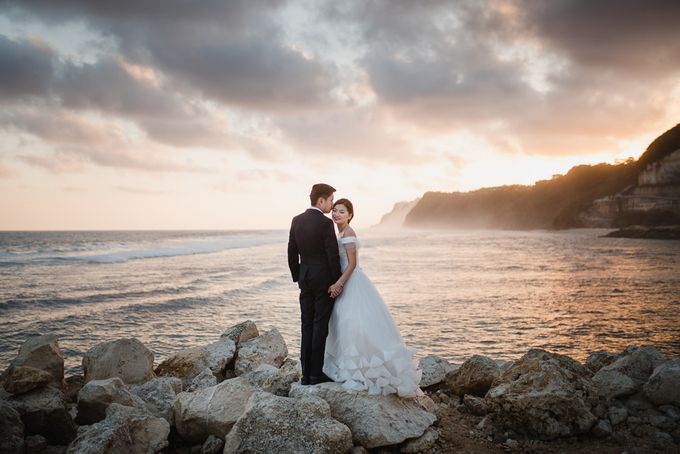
[155,338,236,388]
[8,386,77,444]
[25,434,47,452]
[129,376,182,424]
[593,346,666,400]
[173,376,258,443]
[653,430,675,449]
[608,406,628,425]
[3,334,64,386]
[592,419,612,438]
[83,338,154,384]
[0,400,25,454]
[586,351,619,373]
[418,355,456,388]
[67,403,169,454]
[400,427,439,453]
[186,367,217,392]
[234,329,288,376]
[463,394,488,416]
[2,365,54,395]
[200,434,224,454]
[63,374,85,404]
[485,349,598,440]
[640,408,675,430]
[504,438,519,449]
[643,358,680,406]
[221,320,259,345]
[445,354,499,397]
[623,390,655,411]
[289,382,436,449]
[244,359,302,396]
[592,369,637,399]
[76,377,146,425]
[223,391,353,454]
[658,404,680,421]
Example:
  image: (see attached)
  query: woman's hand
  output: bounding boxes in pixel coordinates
[328,282,343,298]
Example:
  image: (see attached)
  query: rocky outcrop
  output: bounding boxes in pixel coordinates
[585,351,619,373]
[0,400,25,454]
[67,403,169,454]
[8,385,77,444]
[224,391,353,454]
[173,376,258,443]
[419,355,456,388]
[129,376,182,424]
[155,338,236,388]
[485,349,599,440]
[593,346,666,399]
[446,354,499,396]
[644,359,680,406]
[83,338,154,384]
[75,377,146,424]
[289,382,436,449]
[2,365,54,395]
[2,334,64,388]
[221,320,259,346]
[234,328,288,376]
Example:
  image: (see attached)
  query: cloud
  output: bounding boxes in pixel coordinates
[0,163,16,178]
[0,34,54,100]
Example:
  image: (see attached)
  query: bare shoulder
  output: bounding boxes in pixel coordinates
[345,226,357,238]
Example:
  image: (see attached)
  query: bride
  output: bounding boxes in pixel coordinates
[323,198,423,397]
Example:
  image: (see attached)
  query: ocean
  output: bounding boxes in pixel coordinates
[1,228,679,374]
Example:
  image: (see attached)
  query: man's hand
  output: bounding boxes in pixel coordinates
[328,283,343,298]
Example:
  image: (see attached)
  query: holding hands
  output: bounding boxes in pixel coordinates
[329,282,343,298]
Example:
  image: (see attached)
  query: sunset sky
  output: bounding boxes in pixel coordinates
[1,0,679,230]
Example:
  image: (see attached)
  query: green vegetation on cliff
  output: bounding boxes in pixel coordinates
[403,123,680,230]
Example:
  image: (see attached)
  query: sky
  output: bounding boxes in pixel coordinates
[1,0,679,230]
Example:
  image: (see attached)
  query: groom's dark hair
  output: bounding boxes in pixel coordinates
[309,183,336,205]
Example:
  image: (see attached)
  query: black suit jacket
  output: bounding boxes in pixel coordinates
[288,208,342,291]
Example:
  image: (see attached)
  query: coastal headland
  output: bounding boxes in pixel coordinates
[1,320,679,453]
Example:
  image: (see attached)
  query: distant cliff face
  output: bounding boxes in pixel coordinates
[375,198,420,229]
[638,149,680,186]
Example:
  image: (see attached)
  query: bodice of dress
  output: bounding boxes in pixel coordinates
[338,236,359,272]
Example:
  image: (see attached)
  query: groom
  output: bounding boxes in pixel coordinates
[288,183,342,385]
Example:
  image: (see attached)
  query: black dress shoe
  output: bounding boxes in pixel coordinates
[310,374,333,385]
[300,376,310,385]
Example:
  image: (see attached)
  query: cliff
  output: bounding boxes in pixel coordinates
[380,123,680,230]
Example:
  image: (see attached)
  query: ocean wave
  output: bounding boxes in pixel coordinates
[0,233,284,266]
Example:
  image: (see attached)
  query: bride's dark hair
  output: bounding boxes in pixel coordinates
[333,198,354,223]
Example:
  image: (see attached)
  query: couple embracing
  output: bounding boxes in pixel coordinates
[287,183,422,397]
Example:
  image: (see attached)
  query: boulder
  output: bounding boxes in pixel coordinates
[418,355,456,388]
[399,427,439,453]
[485,349,599,440]
[173,376,258,443]
[290,382,436,449]
[608,406,628,426]
[155,338,236,388]
[64,374,85,403]
[2,365,54,395]
[221,320,259,345]
[592,419,613,438]
[593,346,666,400]
[234,328,288,376]
[67,403,169,454]
[0,400,25,454]
[585,351,619,373]
[223,391,353,454]
[186,367,218,392]
[643,358,680,406]
[3,334,64,386]
[76,377,146,425]
[445,354,499,397]
[463,394,488,416]
[129,376,182,424]
[24,434,47,452]
[200,435,224,454]
[83,338,154,384]
[8,386,77,444]
[245,359,302,396]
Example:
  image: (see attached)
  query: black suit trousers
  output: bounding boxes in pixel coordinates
[299,287,335,379]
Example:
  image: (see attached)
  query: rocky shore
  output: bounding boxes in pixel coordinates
[1,321,679,453]
[604,225,680,240]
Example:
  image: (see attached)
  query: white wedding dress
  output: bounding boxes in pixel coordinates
[323,235,423,397]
